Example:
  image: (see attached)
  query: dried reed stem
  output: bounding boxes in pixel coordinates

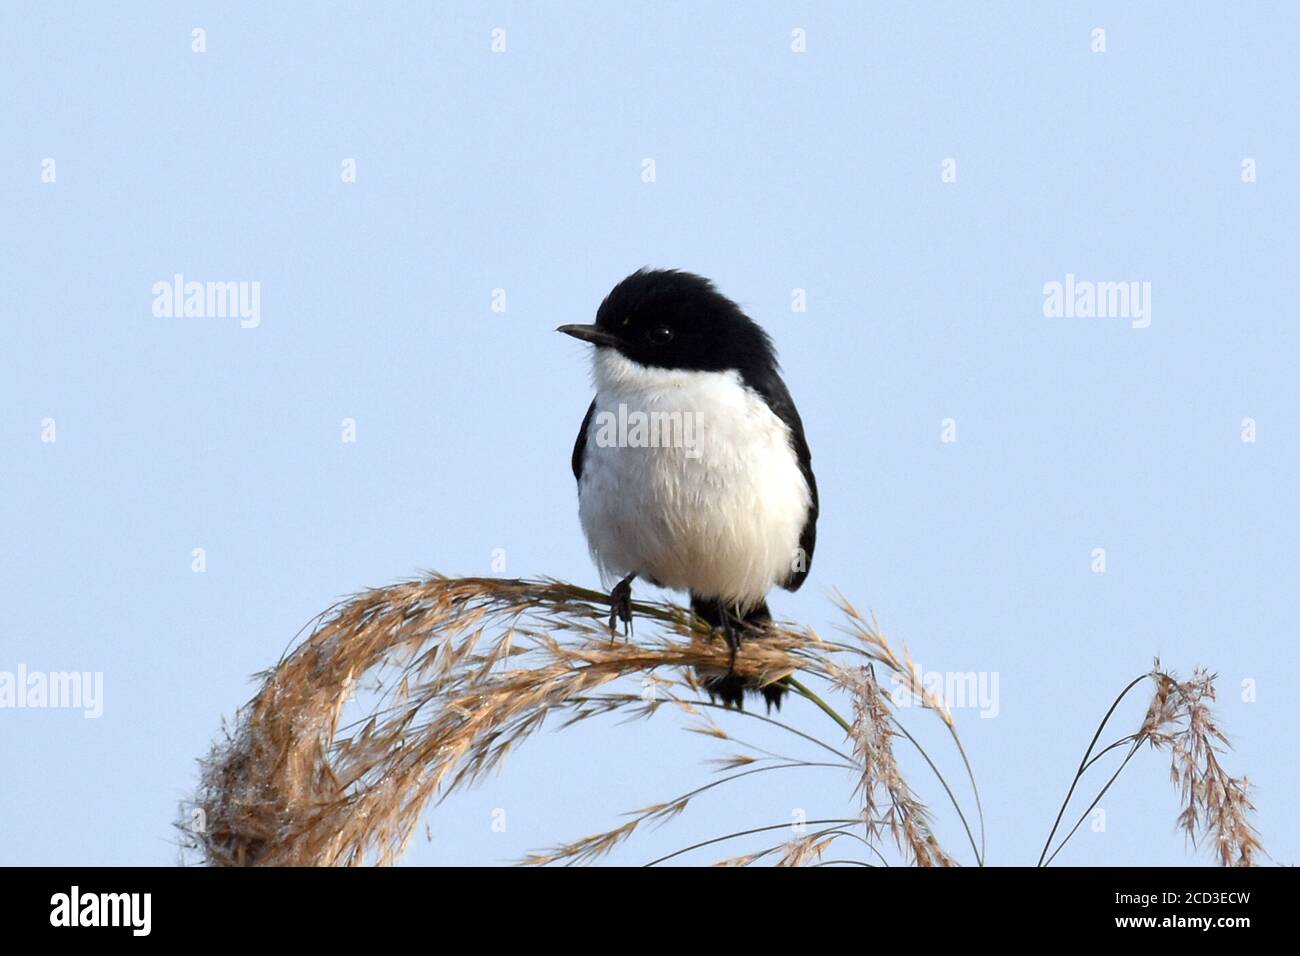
[1041,660,1264,866]
[184,575,947,866]
[183,574,1259,868]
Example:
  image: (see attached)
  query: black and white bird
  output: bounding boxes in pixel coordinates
[559,269,818,709]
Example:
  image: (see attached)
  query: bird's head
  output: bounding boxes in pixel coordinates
[557,269,777,376]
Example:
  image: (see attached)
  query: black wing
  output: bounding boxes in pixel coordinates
[571,398,596,482]
[741,369,818,591]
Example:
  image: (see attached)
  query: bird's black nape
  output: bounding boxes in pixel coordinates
[591,268,780,378]
[690,596,788,712]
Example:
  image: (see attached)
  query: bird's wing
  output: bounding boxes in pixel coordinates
[571,398,596,482]
[743,369,818,591]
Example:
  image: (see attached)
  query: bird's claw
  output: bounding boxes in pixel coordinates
[608,574,635,639]
[717,607,741,675]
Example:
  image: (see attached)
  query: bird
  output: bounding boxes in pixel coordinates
[559,268,818,710]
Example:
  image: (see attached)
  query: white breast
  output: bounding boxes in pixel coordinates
[577,350,811,609]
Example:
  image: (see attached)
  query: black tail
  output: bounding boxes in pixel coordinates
[689,595,788,712]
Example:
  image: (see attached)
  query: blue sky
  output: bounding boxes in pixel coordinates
[1,2,1296,866]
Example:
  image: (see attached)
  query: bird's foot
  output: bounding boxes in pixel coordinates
[716,599,741,675]
[608,573,636,639]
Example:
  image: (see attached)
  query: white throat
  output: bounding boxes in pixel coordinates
[591,347,735,396]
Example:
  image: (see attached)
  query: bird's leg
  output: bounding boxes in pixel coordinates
[716,598,740,674]
[608,573,636,639]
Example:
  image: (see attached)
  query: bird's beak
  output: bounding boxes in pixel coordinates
[556,323,621,348]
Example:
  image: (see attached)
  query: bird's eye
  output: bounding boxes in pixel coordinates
[647,326,674,344]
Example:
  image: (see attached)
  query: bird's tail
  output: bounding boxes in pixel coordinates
[689,595,787,711]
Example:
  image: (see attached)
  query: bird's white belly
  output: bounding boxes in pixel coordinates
[577,355,811,608]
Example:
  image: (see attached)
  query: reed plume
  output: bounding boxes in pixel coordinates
[181,574,1263,867]
[1039,660,1263,866]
